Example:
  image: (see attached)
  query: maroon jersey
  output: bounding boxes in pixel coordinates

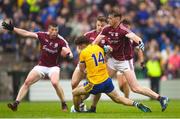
[84,29,108,46]
[124,38,139,60]
[84,29,98,43]
[100,24,131,61]
[36,32,68,67]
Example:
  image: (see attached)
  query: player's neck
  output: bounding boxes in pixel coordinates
[112,22,120,28]
[49,35,56,40]
[96,29,100,33]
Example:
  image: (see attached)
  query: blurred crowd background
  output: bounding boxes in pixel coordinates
[0,0,180,83]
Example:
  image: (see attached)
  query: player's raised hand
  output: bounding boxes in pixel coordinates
[2,21,14,31]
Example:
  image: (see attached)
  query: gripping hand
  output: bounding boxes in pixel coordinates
[138,41,144,51]
[2,21,14,31]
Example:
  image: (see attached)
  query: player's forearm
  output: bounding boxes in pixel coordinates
[138,50,144,63]
[92,35,104,45]
[14,27,37,38]
[126,32,142,43]
[126,33,145,51]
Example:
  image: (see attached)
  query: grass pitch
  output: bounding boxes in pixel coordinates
[0,100,179,118]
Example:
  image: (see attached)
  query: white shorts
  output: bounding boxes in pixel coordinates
[32,65,60,78]
[107,57,134,75]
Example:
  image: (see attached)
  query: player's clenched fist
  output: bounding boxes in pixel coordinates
[2,21,14,31]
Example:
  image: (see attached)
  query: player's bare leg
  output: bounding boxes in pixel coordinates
[107,89,151,112]
[50,70,67,111]
[8,70,41,111]
[107,66,117,77]
[88,94,101,112]
[124,70,169,111]
[72,85,88,111]
[117,73,130,98]
[71,66,88,110]
[71,67,85,89]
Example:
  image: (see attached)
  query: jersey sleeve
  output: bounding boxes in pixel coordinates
[58,35,69,48]
[79,50,86,63]
[36,32,45,43]
[120,24,132,36]
[84,32,90,39]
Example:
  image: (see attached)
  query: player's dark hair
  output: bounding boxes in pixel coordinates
[74,36,90,45]
[97,16,107,23]
[121,19,131,26]
[49,22,58,28]
[109,10,122,19]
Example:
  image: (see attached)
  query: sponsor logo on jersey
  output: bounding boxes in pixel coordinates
[43,45,58,54]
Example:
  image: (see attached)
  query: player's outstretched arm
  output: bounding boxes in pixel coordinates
[92,34,105,45]
[125,32,142,44]
[126,32,144,51]
[137,49,144,64]
[2,21,38,39]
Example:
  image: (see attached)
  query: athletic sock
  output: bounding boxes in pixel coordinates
[61,101,66,106]
[90,106,96,112]
[133,101,139,107]
[14,100,20,106]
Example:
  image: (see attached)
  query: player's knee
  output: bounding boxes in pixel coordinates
[51,80,58,88]
[131,86,141,93]
[24,80,31,88]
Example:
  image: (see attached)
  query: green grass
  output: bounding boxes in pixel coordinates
[0,100,179,118]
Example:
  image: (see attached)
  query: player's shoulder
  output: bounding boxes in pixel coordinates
[57,35,68,44]
[36,31,48,39]
[80,47,87,57]
[91,44,103,51]
[119,24,131,33]
[36,31,47,35]
[84,29,96,36]
[103,25,111,30]
[82,44,94,53]
[101,25,111,33]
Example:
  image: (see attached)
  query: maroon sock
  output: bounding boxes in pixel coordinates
[157,95,161,101]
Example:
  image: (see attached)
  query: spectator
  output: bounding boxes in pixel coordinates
[167,45,180,79]
[146,45,162,94]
